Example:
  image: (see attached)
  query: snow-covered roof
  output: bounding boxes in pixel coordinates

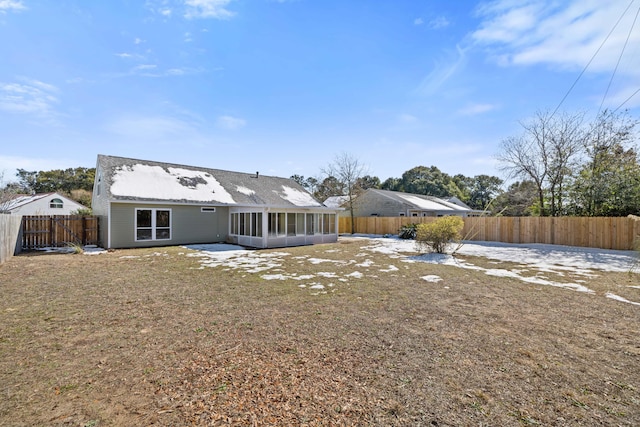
[323,195,349,208]
[2,193,50,211]
[96,154,325,208]
[370,189,482,213]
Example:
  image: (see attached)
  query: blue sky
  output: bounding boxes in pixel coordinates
[1,0,639,185]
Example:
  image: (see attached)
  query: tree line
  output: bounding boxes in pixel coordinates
[3,107,638,218]
[296,109,639,218]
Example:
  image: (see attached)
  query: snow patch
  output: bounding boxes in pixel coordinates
[279,185,322,207]
[111,164,236,203]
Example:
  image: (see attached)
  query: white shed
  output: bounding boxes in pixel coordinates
[2,192,87,215]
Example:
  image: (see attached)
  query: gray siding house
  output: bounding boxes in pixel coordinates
[347,189,484,218]
[92,155,339,249]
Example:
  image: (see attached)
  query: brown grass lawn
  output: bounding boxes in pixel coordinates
[0,238,639,426]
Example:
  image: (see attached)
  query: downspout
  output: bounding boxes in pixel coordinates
[107,201,112,249]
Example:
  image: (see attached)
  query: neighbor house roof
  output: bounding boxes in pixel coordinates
[2,193,52,212]
[96,154,324,208]
[2,192,70,212]
[323,195,349,208]
[368,189,482,213]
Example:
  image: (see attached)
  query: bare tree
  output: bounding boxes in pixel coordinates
[0,171,19,214]
[322,152,367,234]
[497,110,585,216]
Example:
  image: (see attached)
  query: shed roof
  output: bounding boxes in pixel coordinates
[96,154,324,208]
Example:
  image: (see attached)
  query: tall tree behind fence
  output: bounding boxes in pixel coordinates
[21,215,98,250]
[0,215,23,265]
[339,216,640,251]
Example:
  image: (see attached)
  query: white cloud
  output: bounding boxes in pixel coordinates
[458,103,498,115]
[134,37,144,44]
[397,113,418,123]
[0,78,59,117]
[184,0,235,20]
[416,45,467,96]
[414,17,423,26]
[472,0,640,76]
[0,0,25,13]
[429,16,450,29]
[216,115,246,130]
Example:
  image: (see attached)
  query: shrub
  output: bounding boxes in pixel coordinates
[415,216,464,254]
[398,223,418,239]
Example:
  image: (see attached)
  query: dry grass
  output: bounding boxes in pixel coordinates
[0,238,639,426]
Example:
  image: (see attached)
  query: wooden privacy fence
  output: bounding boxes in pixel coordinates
[339,216,640,251]
[21,215,98,250]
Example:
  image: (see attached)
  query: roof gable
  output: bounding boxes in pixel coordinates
[96,154,323,208]
[2,192,81,212]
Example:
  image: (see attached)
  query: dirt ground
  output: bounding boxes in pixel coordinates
[0,239,639,426]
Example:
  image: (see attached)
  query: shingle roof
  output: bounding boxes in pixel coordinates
[369,189,480,212]
[2,193,55,211]
[96,154,324,208]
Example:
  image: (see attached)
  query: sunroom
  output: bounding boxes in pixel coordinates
[229,208,338,248]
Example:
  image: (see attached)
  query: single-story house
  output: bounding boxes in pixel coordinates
[1,192,86,215]
[91,154,340,249]
[345,189,485,218]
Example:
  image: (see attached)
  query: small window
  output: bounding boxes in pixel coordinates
[201,207,216,213]
[399,212,406,217]
[50,198,63,209]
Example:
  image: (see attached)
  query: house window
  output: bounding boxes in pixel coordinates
[306,213,319,235]
[201,207,216,213]
[50,198,63,209]
[268,212,286,236]
[251,212,262,237]
[287,213,296,236]
[231,212,264,237]
[399,212,406,217]
[322,214,336,234]
[136,208,171,241]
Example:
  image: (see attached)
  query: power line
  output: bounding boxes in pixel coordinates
[551,0,636,118]
[613,87,640,113]
[599,3,640,113]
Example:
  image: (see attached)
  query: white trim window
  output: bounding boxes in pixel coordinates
[136,208,171,241]
[50,198,64,209]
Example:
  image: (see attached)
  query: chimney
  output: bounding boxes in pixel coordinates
[256,171,259,179]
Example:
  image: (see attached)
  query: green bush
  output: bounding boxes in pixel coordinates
[398,223,418,239]
[416,216,464,254]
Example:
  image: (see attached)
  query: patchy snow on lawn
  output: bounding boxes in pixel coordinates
[182,237,639,306]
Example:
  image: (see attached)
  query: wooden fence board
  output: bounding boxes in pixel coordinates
[21,215,98,250]
[339,216,638,251]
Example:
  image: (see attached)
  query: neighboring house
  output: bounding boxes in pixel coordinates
[323,195,349,209]
[1,192,86,215]
[347,189,485,218]
[91,154,340,249]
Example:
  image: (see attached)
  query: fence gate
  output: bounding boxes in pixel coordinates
[22,215,98,250]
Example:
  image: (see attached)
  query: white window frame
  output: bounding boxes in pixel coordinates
[50,198,64,209]
[201,207,216,213]
[135,208,172,242]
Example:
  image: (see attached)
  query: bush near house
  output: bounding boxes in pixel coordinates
[416,216,464,254]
